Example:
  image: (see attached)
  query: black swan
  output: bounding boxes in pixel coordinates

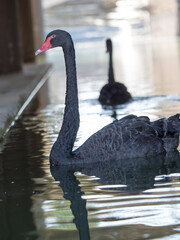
[98,38,132,106]
[35,30,180,166]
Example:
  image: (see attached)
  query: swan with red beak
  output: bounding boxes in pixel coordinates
[35,29,180,166]
[35,35,55,55]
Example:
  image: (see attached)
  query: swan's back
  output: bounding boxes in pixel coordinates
[74,114,180,163]
[99,82,132,105]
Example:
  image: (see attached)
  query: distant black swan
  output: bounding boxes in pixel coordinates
[98,38,132,106]
[36,30,180,166]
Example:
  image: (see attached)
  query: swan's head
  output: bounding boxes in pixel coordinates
[35,30,71,55]
[106,38,112,53]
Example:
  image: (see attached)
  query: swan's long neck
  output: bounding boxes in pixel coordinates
[108,48,115,84]
[56,37,79,155]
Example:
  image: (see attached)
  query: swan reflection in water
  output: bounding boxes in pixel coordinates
[50,151,180,240]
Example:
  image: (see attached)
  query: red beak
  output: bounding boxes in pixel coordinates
[35,36,53,56]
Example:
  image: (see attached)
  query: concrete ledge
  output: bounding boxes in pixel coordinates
[0,63,51,140]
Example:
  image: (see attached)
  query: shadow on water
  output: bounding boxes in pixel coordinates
[96,94,180,120]
[0,94,48,240]
[51,151,180,240]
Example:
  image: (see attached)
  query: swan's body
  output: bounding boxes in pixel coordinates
[36,30,180,166]
[98,39,132,106]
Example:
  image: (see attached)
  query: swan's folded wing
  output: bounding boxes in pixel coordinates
[74,115,164,162]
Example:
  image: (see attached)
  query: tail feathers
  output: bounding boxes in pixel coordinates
[166,114,180,134]
[151,114,180,137]
[163,114,180,152]
[150,114,180,152]
[150,118,164,137]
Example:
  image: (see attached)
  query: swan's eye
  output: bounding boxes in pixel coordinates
[52,34,56,38]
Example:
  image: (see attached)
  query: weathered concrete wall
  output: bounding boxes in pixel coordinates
[0,64,51,140]
[0,1,22,74]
